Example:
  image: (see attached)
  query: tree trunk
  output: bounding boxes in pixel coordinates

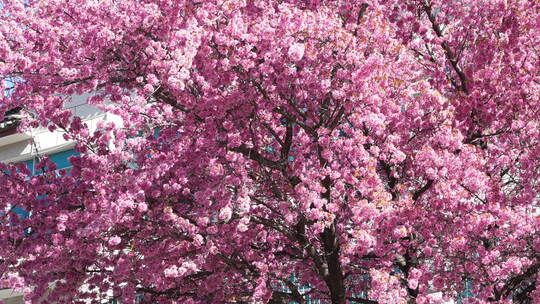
[322,224,347,304]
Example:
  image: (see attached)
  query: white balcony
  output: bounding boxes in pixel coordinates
[0,94,120,164]
[0,288,23,304]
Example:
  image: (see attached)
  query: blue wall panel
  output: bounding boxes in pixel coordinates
[13,149,78,220]
[24,148,79,173]
[49,149,78,169]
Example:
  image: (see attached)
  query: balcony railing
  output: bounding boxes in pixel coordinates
[0,107,23,137]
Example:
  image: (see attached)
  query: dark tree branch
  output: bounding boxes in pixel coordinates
[412,179,434,201]
[280,122,294,163]
[283,279,307,304]
[489,261,540,301]
[231,144,284,170]
[353,3,369,37]
[423,3,469,94]
[347,296,379,304]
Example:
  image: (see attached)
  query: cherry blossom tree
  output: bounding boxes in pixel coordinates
[0,0,539,303]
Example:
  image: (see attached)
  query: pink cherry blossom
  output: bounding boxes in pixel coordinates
[0,0,538,303]
[287,43,305,62]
